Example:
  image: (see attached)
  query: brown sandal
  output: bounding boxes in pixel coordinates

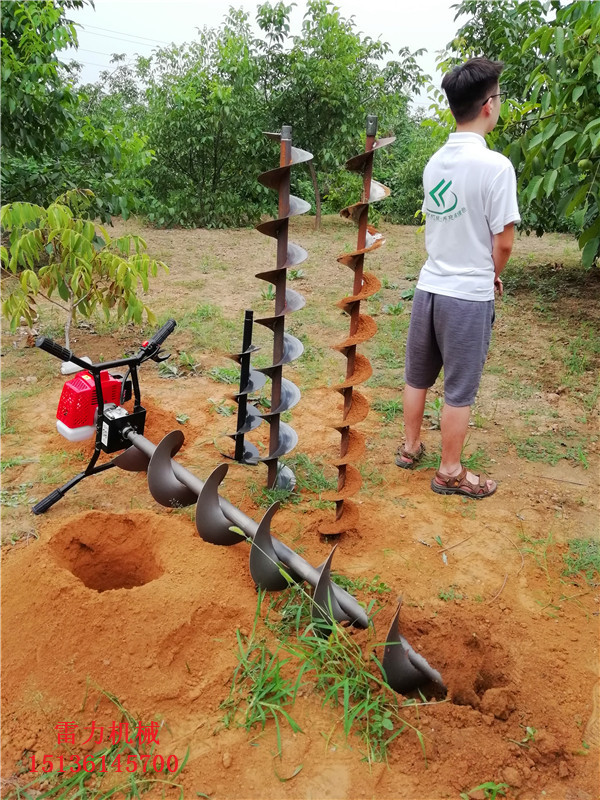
[395,442,426,469]
[431,467,497,499]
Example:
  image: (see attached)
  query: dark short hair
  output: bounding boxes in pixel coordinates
[441,57,504,123]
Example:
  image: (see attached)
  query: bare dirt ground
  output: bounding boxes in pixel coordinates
[1,215,599,800]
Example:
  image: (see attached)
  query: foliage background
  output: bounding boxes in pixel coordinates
[1,0,598,263]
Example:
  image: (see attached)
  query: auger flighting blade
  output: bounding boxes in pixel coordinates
[232,404,263,435]
[111,445,150,472]
[195,463,244,546]
[249,502,292,590]
[382,602,447,696]
[258,378,301,416]
[147,430,197,508]
[221,309,265,465]
[260,420,298,461]
[312,545,351,633]
[234,368,268,397]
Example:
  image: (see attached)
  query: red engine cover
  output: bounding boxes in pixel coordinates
[56,371,123,429]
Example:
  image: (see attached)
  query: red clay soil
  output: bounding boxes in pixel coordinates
[1,216,599,799]
[1,370,598,800]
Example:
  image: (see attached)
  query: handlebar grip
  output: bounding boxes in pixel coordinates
[32,489,64,515]
[35,336,73,363]
[148,319,176,348]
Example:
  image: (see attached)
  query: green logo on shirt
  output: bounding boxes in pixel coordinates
[427,179,458,215]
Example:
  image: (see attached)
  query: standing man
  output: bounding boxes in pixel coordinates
[396,57,520,498]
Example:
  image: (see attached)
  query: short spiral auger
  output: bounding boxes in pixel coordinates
[255,125,313,489]
[320,115,395,536]
[218,309,266,466]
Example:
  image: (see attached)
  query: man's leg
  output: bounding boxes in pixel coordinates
[433,296,496,493]
[400,384,427,461]
[398,289,441,467]
[436,403,495,491]
[439,404,470,475]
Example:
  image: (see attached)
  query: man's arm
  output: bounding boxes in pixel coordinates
[492,223,515,296]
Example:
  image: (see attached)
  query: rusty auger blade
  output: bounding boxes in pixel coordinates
[320,115,395,537]
[382,601,447,696]
[255,125,313,490]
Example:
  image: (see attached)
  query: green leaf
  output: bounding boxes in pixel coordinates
[526,174,544,202]
[554,27,564,55]
[581,237,599,268]
[579,216,600,248]
[544,169,558,197]
[554,131,577,149]
[552,145,566,170]
[542,122,559,142]
[566,183,590,216]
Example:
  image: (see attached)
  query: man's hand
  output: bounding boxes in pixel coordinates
[492,223,514,296]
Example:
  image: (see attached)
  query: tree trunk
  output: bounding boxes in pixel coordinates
[308,161,321,231]
[65,296,74,350]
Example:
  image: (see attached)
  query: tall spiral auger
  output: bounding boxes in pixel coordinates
[320,115,395,537]
[32,325,370,636]
[255,125,312,491]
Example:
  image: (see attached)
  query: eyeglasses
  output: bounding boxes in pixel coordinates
[482,91,507,105]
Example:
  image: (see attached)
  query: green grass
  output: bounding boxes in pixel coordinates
[1,399,15,435]
[424,396,443,429]
[254,587,431,764]
[208,365,240,384]
[495,376,538,400]
[175,303,239,352]
[330,572,391,596]
[249,481,302,509]
[438,585,464,602]
[460,781,508,800]
[372,398,403,423]
[220,595,303,757]
[0,483,34,507]
[285,453,336,494]
[510,432,589,468]
[1,456,35,472]
[562,538,600,584]
[519,529,555,582]
[417,444,491,475]
[372,343,403,369]
[198,253,228,272]
[382,302,404,316]
[359,464,385,488]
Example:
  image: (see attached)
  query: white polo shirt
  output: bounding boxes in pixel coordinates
[417,132,520,301]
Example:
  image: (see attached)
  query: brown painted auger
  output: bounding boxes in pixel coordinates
[320,115,395,536]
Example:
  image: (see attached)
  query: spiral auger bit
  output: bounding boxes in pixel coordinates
[217,309,266,466]
[33,322,368,631]
[320,115,395,537]
[255,125,312,491]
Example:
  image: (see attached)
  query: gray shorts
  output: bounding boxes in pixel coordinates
[405,289,494,407]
